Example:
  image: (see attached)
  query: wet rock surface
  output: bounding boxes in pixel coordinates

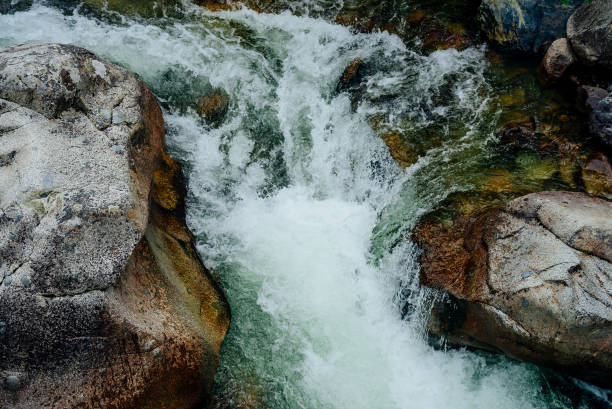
[589,90,612,150]
[197,91,230,128]
[567,0,612,69]
[478,0,582,54]
[414,191,612,387]
[0,43,229,408]
[539,38,576,84]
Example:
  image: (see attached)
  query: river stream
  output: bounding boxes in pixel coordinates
[1,1,609,408]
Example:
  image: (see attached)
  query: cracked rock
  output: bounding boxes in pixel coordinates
[414,191,612,387]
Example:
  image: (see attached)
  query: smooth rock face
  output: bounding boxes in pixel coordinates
[479,0,582,54]
[414,192,612,387]
[567,0,612,69]
[0,43,230,408]
[539,38,576,83]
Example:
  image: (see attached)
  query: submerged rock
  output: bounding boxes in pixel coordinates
[567,0,612,69]
[414,191,612,387]
[422,23,472,52]
[478,0,582,54]
[197,91,230,128]
[381,131,419,168]
[582,152,612,199]
[539,38,576,84]
[335,58,370,94]
[334,58,374,110]
[0,43,230,408]
[499,115,536,147]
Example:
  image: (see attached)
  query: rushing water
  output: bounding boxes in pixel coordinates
[0,2,609,408]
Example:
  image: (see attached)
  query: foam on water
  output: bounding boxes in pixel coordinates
[0,2,594,408]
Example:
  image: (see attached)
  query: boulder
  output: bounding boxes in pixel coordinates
[414,191,612,387]
[0,43,230,408]
[590,91,612,150]
[578,85,609,111]
[539,38,576,83]
[478,0,582,54]
[567,0,612,69]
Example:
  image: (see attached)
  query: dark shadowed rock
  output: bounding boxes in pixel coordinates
[0,43,230,408]
[589,91,612,150]
[567,0,612,69]
[478,0,582,54]
[335,58,371,94]
[578,85,609,111]
[539,38,576,84]
[334,58,374,111]
[414,191,612,387]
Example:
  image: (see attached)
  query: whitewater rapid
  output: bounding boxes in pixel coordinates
[0,2,588,408]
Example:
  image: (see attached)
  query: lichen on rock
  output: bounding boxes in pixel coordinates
[0,43,229,408]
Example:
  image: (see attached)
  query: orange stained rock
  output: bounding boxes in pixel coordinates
[381,131,418,168]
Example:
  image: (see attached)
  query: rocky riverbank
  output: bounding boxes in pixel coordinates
[412,0,612,390]
[0,43,229,408]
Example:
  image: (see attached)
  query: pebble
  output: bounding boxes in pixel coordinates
[152,347,161,358]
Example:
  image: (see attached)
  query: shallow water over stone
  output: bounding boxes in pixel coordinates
[1,1,610,408]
